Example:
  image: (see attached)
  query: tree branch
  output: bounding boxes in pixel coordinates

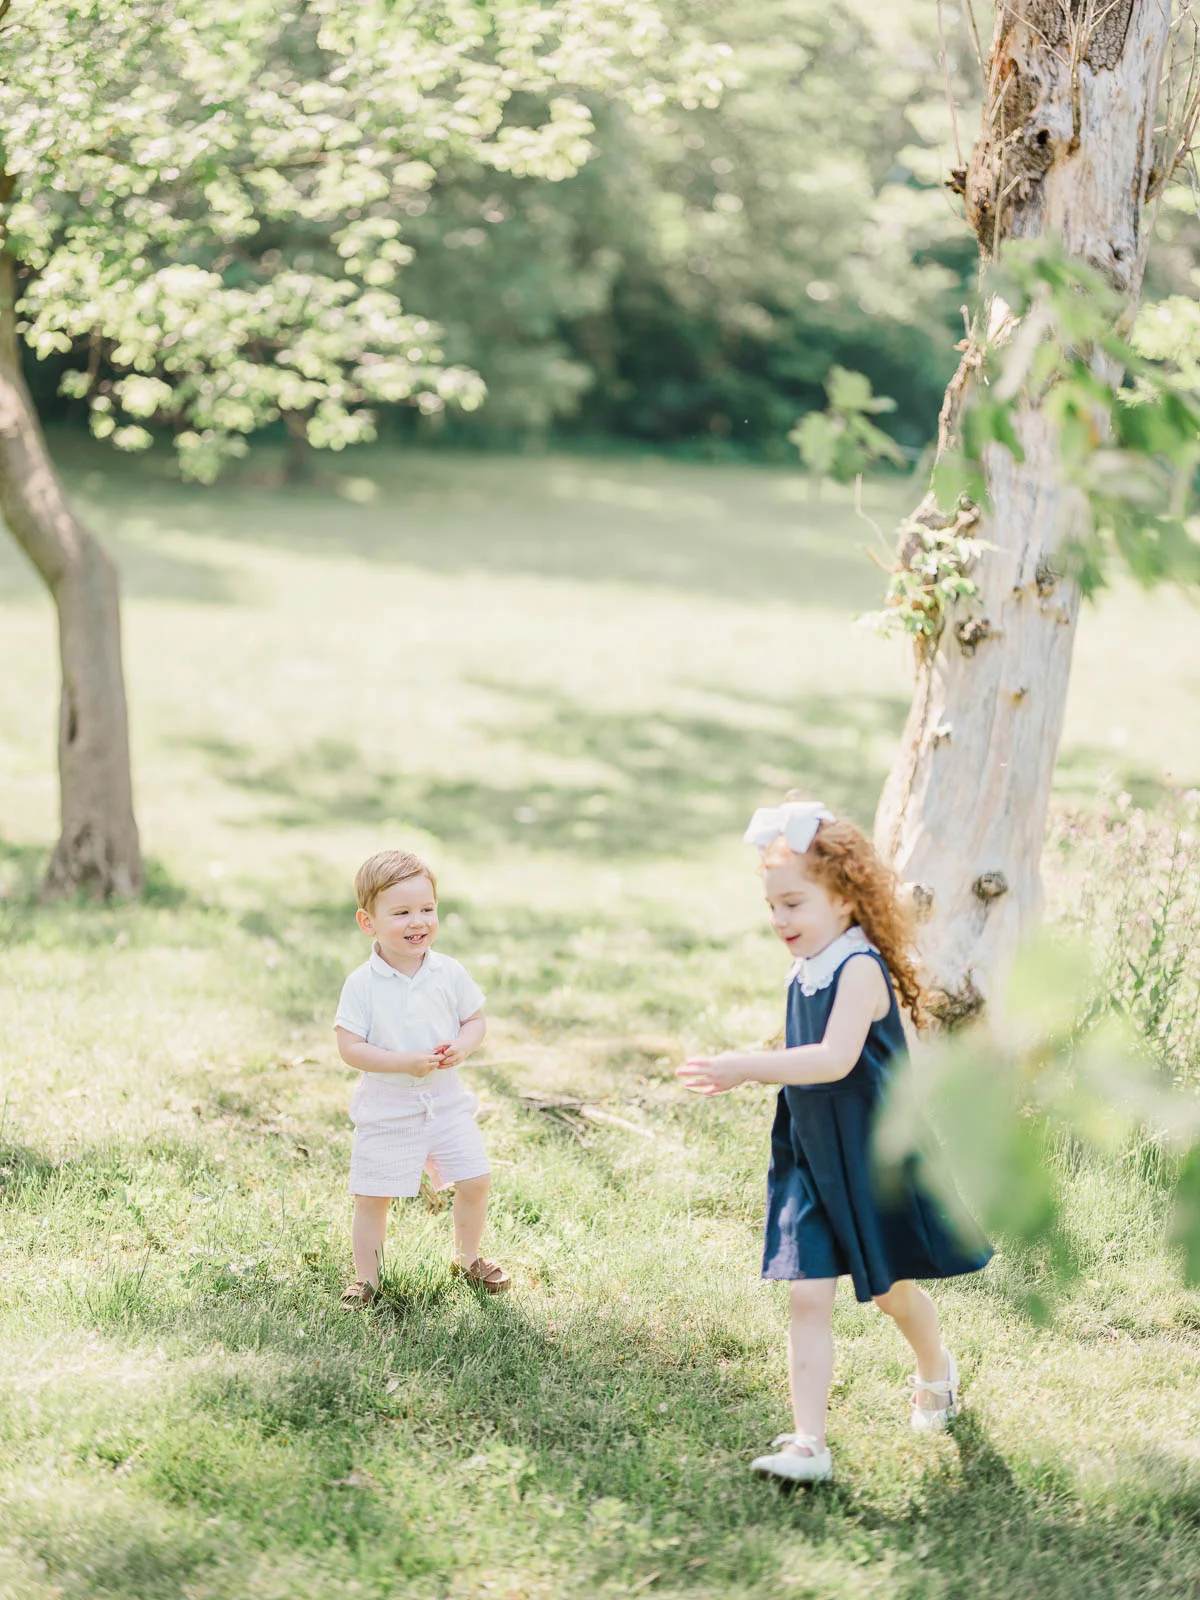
[938,0,965,168]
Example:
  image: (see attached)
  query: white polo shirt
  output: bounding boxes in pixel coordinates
[334,946,486,1092]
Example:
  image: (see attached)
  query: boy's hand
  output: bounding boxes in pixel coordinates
[400,1051,441,1077]
[675,1054,749,1095]
[433,1039,466,1070]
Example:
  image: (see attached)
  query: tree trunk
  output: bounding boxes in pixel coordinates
[282,411,313,484]
[0,250,143,898]
[875,0,1171,1022]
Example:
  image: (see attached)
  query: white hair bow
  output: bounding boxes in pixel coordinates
[743,800,835,854]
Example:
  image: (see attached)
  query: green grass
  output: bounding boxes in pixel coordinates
[1,441,1199,1599]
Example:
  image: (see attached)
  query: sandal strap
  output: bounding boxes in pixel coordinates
[769,1432,823,1451]
[909,1374,955,1397]
[467,1257,507,1283]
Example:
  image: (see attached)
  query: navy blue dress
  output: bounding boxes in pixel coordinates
[762,944,992,1301]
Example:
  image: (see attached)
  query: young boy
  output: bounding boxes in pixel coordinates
[334,849,509,1304]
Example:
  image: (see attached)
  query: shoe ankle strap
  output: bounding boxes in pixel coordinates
[909,1374,955,1397]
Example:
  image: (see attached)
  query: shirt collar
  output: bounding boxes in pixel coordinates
[369,943,437,981]
[787,925,876,995]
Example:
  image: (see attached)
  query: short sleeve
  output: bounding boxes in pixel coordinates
[334,968,371,1038]
[452,960,486,1020]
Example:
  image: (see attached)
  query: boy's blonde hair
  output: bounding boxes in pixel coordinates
[355,849,437,913]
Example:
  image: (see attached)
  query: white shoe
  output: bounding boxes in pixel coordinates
[750,1433,833,1483]
[910,1348,960,1434]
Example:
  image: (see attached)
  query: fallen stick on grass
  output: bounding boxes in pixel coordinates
[516,1090,682,1150]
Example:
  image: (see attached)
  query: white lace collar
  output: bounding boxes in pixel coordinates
[787,926,877,996]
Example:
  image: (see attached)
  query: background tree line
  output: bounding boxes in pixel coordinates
[20,1,1200,466]
[19,1,977,462]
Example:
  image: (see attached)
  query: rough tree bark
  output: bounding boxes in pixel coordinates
[875,0,1171,1022]
[0,247,143,898]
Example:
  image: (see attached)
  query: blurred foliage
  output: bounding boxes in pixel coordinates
[9,0,976,467]
[879,934,1200,1318]
[16,5,1200,469]
[1,0,725,480]
[1051,799,1200,1087]
[882,795,1200,1317]
[923,239,1200,599]
[401,0,976,454]
[788,366,906,487]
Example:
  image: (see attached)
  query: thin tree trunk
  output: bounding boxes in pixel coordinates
[0,249,143,898]
[875,0,1170,1022]
[282,410,313,483]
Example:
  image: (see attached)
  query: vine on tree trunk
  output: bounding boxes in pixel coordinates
[860,500,988,659]
[930,241,1200,598]
[865,236,1200,667]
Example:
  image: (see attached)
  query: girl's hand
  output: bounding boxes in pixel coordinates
[675,1054,749,1095]
[434,1039,465,1070]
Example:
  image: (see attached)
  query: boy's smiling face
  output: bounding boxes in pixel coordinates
[357,874,439,970]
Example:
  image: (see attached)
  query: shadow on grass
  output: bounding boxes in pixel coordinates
[185,685,905,859]
[0,1137,58,1194]
[882,1411,1200,1598]
[0,840,192,949]
[3,1496,223,1600]
[0,485,246,613]
[0,1134,214,1216]
[0,836,47,905]
[51,442,899,611]
[33,1264,1199,1600]
[1053,745,1196,806]
[4,1122,1197,1598]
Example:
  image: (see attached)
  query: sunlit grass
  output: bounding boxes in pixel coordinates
[1,441,1198,1598]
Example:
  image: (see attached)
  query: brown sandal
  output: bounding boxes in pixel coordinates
[339,1280,376,1310]
[451,1256,511,1294]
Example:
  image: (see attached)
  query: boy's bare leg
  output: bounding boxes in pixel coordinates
[451,1174,491,1265]
[351,1194,390,1287]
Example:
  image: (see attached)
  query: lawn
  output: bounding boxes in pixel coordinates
[1,441,1198,1600]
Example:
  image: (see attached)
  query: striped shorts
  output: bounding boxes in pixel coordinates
[348,1074,490,1197]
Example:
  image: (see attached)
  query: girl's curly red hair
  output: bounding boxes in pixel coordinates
[763,800,928,1029]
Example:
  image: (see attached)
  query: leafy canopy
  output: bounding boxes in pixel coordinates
[0,0,724,479]
[932,240,1200,597]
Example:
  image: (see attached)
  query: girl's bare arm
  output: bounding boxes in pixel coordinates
[676,959,888,1094]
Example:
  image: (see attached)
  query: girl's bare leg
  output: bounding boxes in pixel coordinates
[786,1278,838,1450]
[873,1279,948,1404]
[351,1194,390,1287]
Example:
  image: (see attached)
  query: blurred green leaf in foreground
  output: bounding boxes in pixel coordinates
[878,925,1200,1320]
[789,364,907,492]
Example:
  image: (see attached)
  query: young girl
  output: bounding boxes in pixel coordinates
[677,799,991,1483]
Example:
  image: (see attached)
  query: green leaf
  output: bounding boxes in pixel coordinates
[1169,1146,1200,1287]
[826,364,875,413]
[789,412,839,477]
[931,450,985,510]
[962,397,1025,464]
